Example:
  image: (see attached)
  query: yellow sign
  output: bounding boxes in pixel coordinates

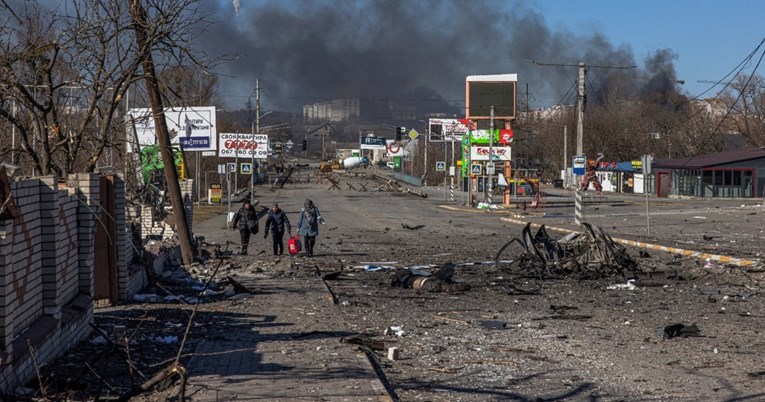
[457,160,463,166]
[408,129,419,140]
[209,184,222,204]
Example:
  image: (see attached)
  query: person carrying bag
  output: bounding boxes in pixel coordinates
[264,202,291,256]
[232,201,258,255]
[296,198,325,257]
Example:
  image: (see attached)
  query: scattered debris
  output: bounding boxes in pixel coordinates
[387,347,401,361]
[481,320,507,330]
[226,275,254,294]
[401,223,425,230]
[607,279,637,290]
[495,222,640,279]
[341,336,386,351]
[390,263,470,292]
[384,326,405,337]
[661,323,702,339]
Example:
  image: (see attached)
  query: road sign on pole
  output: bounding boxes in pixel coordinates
[436,161,446,171]
[240,162,253,174]
[486,161,496,175]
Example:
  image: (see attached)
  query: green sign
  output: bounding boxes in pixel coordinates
[393,156,402,170]
[468,129,500,144]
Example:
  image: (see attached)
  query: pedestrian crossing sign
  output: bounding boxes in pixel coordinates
[436,161,446,171]
[240,162,252,174]
[471,164,482,175]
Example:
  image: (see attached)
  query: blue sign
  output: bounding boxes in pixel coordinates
[573,155,586,175]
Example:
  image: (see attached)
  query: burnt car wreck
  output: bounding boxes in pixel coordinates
[496,222,641,279]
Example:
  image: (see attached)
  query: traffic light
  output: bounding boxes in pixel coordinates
[302,139,307,151]
[395,126,406,141]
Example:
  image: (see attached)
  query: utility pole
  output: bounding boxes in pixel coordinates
[563,125,568,185]
[129,0,193,265]
[528,59,635,160]
[251,78,260,200]
[487,106,495,205]
[576,62,585,156]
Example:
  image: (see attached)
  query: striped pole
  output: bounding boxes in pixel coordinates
[487,177,492,207]
[574,190,584,225]
[450,180,455,202]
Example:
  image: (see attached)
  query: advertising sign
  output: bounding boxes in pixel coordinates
[428,118,469,142]
[468,129,500,144]
[470,146,512,161]
[129,106,217,152]
[209,184,222,204]
[361,136,388,150]
[218,133,269,158]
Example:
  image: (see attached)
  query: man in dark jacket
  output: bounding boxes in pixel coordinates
[232,201,258,255]
[264,203,291,255]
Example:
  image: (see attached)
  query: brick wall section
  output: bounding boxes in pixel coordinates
[0,209,14,355]
[0,173,108,390]
[7,179,44,340]
[113,175,129,303]
[70,173,100,297]
[55,193,80,309]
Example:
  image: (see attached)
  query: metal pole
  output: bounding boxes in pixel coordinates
[196,152,200,205]
[226,170,231,228]
[576,62,585,157]
[252,78,260,200]
[563,125,568,186]
[450,138,455,202]
[487,106,494,205]
[424,125,428,186]
[234,132,239,196]
[443,139,447,200]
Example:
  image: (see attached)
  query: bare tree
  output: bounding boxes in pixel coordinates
[718,73,765,146]
[0,0,217,176]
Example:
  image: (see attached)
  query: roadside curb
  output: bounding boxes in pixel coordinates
[438,204,545,218]
[497,217,761,268]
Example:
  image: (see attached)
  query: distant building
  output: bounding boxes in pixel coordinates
[303,96,359,122]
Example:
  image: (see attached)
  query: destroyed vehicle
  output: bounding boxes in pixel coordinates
[496,222,640,279]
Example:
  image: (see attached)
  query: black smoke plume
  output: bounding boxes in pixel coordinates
[199,0,679,112]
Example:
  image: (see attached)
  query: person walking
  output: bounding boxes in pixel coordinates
[232,201,258,255]
[296,198,324,257]
[264,203,291,255]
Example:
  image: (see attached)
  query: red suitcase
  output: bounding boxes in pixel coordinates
[288,236,302,255]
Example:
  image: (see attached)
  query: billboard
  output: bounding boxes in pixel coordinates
[360,136,388,150]
[128,106,217,152]
[218,133,269,159]
[470,146,512,161]
[465,74,517,120]
[428,118,469,142]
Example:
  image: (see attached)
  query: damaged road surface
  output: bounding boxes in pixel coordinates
[31,182,765,401]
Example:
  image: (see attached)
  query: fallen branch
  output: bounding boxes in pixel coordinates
[226,275,254,294]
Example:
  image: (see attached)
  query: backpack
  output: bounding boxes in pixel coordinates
[288,236,302,255]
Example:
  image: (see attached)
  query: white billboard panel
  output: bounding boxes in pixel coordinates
[428,118,468,142]
[129,106,217,152]
[218,133,269,159]
[470,146,512,161]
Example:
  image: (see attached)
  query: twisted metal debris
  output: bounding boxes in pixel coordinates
[495,222,640,279]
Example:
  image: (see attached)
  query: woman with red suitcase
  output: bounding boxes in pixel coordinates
[296,198,325,257]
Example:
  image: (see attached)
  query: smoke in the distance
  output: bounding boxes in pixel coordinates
[199,0,679,112]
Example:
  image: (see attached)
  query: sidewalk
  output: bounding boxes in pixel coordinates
[184,213,393,401]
